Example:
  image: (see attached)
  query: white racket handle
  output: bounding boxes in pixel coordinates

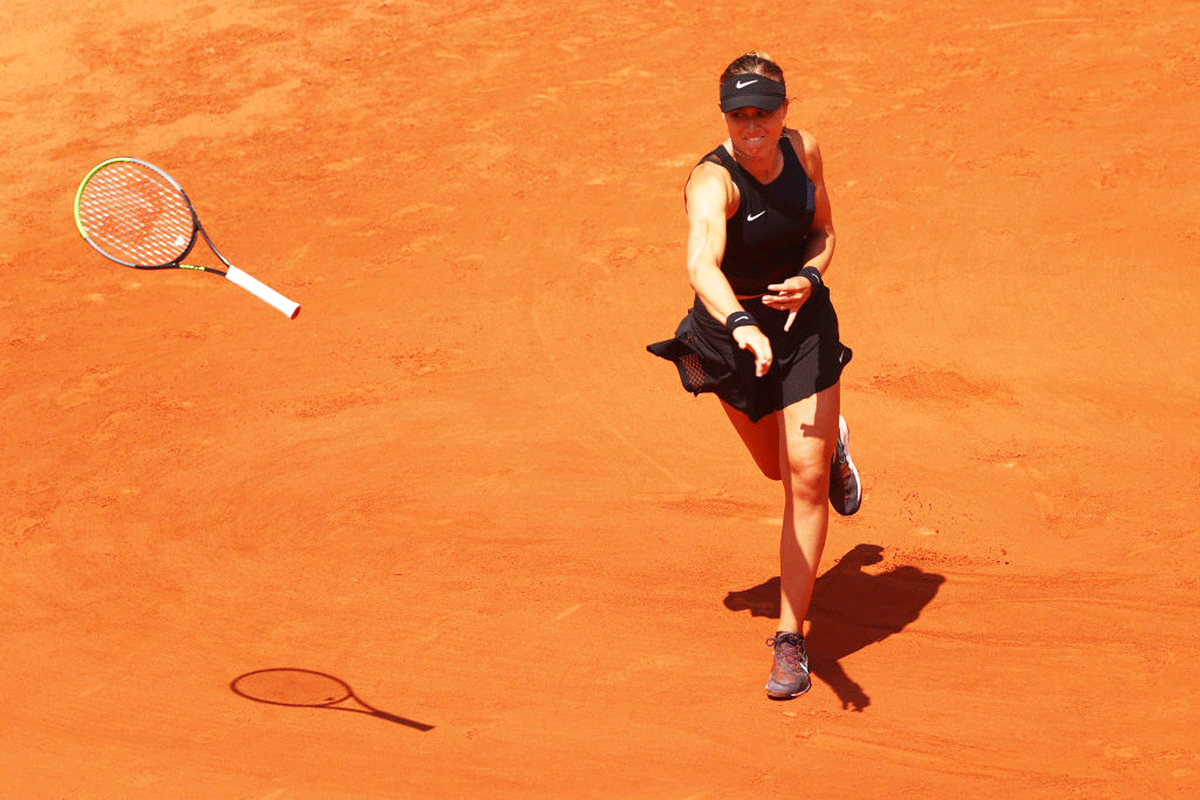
[224,266,301,319]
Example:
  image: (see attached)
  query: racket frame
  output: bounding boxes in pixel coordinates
[74,157,300,317]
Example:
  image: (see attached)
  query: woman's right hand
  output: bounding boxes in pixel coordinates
[733,325,773,377]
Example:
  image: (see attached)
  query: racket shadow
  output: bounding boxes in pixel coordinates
[230,667,434,732]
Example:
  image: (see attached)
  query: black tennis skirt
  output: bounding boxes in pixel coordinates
[647,286,852,423]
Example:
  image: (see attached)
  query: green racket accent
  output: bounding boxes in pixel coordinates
[72,157,128,240]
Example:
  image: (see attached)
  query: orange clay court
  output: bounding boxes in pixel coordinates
[2,1,1198,797]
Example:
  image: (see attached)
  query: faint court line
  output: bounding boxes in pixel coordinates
[988,18,1094,30]
[530,305,695,491]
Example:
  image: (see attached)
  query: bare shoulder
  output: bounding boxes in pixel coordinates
[686,158,737,214]
[687,158,732,192]
[785,128,822,161]
[784,127,825,177]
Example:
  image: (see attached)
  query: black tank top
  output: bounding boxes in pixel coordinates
[699,137,816,295]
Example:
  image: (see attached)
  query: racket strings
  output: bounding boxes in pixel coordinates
[77,162,196,267]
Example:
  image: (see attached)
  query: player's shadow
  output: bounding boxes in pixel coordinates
[723,543,945,711]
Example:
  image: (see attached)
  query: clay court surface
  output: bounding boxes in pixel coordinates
[3,0,1199,796]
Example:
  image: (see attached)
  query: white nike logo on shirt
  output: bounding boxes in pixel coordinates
[736,79,758,89]
[747,211,766,221]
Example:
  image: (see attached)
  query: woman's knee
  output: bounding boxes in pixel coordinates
[782,450,829,504]
[778,389,840,501]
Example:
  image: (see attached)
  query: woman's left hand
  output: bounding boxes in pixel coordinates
[762,275,816,331]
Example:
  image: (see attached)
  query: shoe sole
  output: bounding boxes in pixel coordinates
[766,682,811,700]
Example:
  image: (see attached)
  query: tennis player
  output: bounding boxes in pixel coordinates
[648,52,861,699]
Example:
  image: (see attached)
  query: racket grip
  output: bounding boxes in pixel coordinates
[224,266,301,319]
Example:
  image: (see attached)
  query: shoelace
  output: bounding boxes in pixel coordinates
[766,633,808,672]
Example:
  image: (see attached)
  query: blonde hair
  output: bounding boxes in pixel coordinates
[719,52,786,90]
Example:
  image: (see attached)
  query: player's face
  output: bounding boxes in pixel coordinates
[724,103,788,158]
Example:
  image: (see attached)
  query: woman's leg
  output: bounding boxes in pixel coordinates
[719,401,783,482]
[719,383,840,631]
[776,381,841,634]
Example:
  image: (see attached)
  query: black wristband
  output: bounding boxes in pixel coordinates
[725,311,756,332]
[800,266,824,289]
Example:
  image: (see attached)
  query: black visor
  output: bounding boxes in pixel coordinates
[719,74,786,112]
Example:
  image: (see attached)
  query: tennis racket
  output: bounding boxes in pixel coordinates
[231,668,435,731]
[73,157,301,319]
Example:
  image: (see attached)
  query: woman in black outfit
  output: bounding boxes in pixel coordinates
[648,52,861,699]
